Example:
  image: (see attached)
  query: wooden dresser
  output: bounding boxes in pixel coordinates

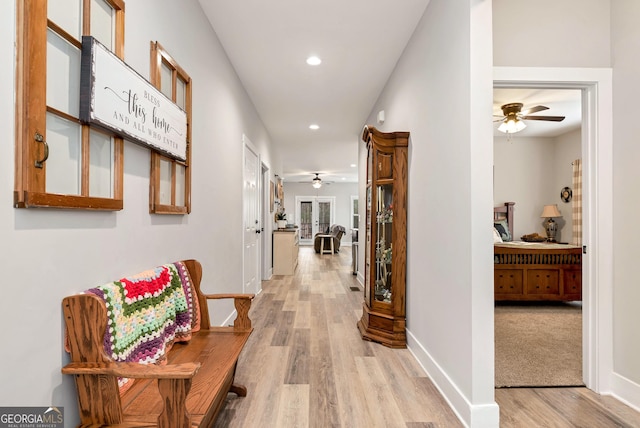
[273,229,299,275]
[494,243,582,301]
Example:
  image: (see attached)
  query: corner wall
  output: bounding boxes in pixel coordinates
[611,0,640,406]
[361,0,498,425]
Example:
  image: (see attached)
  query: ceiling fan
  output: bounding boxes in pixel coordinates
[496,103,565,134]
[312,173,322,189]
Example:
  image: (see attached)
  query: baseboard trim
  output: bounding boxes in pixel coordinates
[610,372,640,413]
[406,328,500,428]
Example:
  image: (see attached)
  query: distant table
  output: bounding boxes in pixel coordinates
[317,234,335,254]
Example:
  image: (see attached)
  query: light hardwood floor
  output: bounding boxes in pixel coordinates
[214,246,640,427]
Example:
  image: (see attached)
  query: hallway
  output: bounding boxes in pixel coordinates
[214,246,640,427]
[214,246,461,427]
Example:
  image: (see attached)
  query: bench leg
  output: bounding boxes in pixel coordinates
[229,362,247,397]
[230,383,247,397]
[157,378,192,428]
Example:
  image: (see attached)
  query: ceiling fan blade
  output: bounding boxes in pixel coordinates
[521,115,565,122]
[521,105,549,115]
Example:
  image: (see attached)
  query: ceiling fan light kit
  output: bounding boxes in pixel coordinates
[496,102,565,134]
[498,117,526,134]
[312,173,322,189]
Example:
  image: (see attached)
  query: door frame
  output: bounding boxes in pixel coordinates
[242,134,262,295]
[494,66,613,392]
[294,195,336,245]
[261,162,272,280]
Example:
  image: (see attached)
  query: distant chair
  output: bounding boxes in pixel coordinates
[314,224,346,253]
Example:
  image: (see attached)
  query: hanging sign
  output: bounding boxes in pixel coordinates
[80,36,187,161]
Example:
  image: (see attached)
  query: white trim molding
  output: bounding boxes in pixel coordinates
[494,67,615,396]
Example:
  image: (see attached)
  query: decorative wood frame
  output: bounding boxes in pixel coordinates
[149,42,192,214]
[14,0,125,210]
[270,180,275,212]
[276,177,284,202]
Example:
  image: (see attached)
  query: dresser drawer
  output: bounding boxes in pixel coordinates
[563,269,582,296]
[495,269,523,295]
[527,270,559,295]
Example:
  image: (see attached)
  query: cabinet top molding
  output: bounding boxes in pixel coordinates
[362,125,410,147]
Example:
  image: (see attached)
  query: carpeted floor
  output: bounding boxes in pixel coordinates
[495,302,584,388]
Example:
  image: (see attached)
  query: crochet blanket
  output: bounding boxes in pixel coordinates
[86,261,200,390]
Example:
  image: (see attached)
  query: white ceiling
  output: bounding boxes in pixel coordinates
[197,1,582,185]
[198,0,430,184]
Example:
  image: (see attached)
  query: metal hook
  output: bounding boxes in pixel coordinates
[34,132,49,168]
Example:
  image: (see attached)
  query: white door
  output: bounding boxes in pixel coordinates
[243,136,260,294]
[295,196,335,245]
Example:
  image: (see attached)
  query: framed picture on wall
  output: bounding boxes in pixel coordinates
[270,180,275,212]
[277,178,284,200]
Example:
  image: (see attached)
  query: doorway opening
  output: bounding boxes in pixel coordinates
[493,87,583,388]
[493,66,614,393]
[295,196,336,245]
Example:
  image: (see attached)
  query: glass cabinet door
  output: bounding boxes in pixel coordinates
[374,183,393,303]
[364,185,372,303]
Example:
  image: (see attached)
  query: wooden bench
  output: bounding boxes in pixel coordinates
[61,259,254,427]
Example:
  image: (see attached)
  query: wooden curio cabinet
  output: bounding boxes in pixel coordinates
[357,126,409,348]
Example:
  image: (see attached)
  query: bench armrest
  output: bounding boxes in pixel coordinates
[62,361,200,379]
[202,293,255,332]
[62,361,199,428]
[202,293,255,300]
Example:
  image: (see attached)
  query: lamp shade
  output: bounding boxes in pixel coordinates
[540,204,562,218]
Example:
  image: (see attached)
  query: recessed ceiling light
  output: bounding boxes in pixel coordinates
[309,124,319,130]
[350,164,356,168]
[306,56,322,66]
[341,177,346,180]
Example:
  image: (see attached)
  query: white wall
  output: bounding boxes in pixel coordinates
[493,0,610,68]
[611,0,640,394]
[282,182,358,244]
[361,0,497,425]
[0,0,278,424]
[494,136,557,238]
[494,130,580,242]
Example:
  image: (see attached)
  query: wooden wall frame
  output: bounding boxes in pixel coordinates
[270,180,275,212]
[148,41,192,214]
[14,0,125,210]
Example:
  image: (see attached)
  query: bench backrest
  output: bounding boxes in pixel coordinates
[63,260,211,394]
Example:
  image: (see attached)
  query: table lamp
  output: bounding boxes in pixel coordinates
[540,204,562,242]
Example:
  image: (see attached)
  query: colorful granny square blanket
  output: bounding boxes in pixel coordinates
[86,261,200,390]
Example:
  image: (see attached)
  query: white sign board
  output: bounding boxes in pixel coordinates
[80,37,187,161]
